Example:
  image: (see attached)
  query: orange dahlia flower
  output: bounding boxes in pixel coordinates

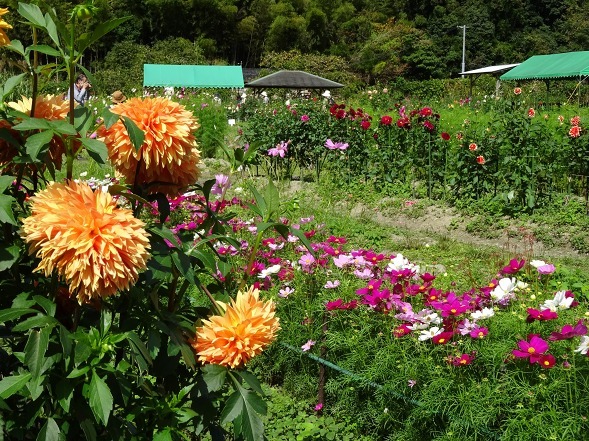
[0,8,12,46]
[9,94,70,121]
[191,286,280,368]
[8,95,71,168]
[97,97,201,196]
[21,180,151,304]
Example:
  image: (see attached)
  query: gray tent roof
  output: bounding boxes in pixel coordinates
[245,70,344,89]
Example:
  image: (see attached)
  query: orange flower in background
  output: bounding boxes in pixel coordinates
[21,181,151,304]
[97,97,201,196]
[0,8,12,46]
[8,95,71,168]
[191,286,280,368]
[569,125,581,138]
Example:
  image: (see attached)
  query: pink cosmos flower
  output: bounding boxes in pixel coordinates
[325,139,349,150]
[301,114,309,122]
[268,141,289,157]
[470,326,489,339]
[211,174,230,196]
[537,263,555,275]
[324,280,341,289]
[301,340,315,351]
[512,335,550,364]
[314,403,323,411]
[279,286,294,298]
[407,379,417,388]
[299,253,315,266]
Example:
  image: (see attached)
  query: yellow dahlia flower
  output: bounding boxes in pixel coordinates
[8,94,70,120]
[0,8,12,46]
[8,95,71,168]
[97,97,201,196]
[191,286,280,368]
[21,181,151,304]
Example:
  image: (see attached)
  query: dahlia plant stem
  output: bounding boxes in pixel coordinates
[198,282,224,315]
[29,27,38,118]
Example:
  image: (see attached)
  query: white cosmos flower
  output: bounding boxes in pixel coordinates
[541,290,574,312]
[470,307,495,320]
[574,336,589,355]
[418,327,443,341]
[491,277,517,301]
[530,260,546,268]
[258,264,281,278]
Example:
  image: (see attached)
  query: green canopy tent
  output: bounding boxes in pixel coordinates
[143,64,244,88]
[500,51,589,103]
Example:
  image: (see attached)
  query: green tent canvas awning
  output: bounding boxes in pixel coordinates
[143,64,244,88]
[500,51,589,81]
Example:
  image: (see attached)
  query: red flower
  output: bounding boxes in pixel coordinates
[451,353,476,366]
[502,258,525,275]
[569,125,581,138]
[419,107,433,117]
[476,155,485,165]
[514,87,522,95]
[393,323,412,338]
[528,108,535,118]
[433,331,454,345]
[380,115,393,126]
[360,120,371,130]
[571,115,581,126]
[538,354,556,369]
[396,117,410,128]
[468,143,477,151]
[441,132,450,141]
[423,120,435,132]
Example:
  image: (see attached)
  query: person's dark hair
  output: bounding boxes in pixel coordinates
[76,73,87,83]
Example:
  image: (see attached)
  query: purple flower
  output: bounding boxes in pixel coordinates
[408,379,417,388]
[314,403,323,411]
[301,114,310,122]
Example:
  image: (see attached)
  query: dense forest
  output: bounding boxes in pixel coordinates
[3,0,589,85]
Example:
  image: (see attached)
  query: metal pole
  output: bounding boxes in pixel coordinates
[458,25,467,77]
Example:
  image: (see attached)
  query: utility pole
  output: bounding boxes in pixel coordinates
[457,25,467,78]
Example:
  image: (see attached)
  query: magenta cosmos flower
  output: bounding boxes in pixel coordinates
[512,335,549,364]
